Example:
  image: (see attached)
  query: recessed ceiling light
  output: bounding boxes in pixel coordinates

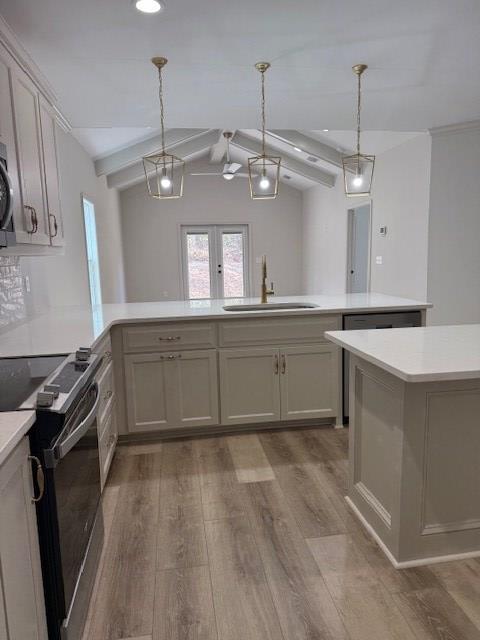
[135,0,163,13]
[293,146,302,153]
[323,129,329,132]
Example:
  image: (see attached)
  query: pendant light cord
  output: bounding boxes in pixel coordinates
[261,70,266,157]
[158,67,166,155]
[356,71,361,155]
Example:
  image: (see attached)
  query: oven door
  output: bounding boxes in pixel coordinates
[44,382,104,640]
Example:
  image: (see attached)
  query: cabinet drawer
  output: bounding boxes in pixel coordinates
[219,315,341,347]
[99,408,117,489]
[96,361,115,425]
[122,322,217,353]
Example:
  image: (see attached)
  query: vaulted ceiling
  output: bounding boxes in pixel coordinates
[0,0,479,136]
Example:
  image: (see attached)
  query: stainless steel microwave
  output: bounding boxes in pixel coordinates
[0,142,16,249]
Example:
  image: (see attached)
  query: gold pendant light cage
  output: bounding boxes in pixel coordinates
[343,64,375,197]
[143,57,185,199]
[248,62,281,200]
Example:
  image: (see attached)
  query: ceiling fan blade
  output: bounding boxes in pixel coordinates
[190,172,223,176]
[235,173,250,178]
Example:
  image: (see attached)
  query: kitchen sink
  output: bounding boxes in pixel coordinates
[222,302,319,312]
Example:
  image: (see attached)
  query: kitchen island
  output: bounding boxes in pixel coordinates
[326,324,480,568]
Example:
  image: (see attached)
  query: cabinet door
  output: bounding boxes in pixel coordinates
[280,344,339,420]
[0,438,48,639]
[0,52,24,239]
[11,69,49,245]
[219,348,281,425]
[39,98,63,246]
[175,350,219,428]
[124,352,176,433]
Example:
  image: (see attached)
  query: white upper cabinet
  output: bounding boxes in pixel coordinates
[0,51,24,240]
[0,39,65,252]
[38,97,64,246]
[10,68,50,245]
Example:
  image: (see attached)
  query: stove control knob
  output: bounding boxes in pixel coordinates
[75,347,91,362]
[44,384,60,398]
[36,391,56,408]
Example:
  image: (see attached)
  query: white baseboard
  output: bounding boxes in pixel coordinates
[345,496,480,569]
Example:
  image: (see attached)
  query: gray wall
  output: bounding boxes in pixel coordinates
[302,134,431,301]
[120,159,304,302]
[427,125,480,325]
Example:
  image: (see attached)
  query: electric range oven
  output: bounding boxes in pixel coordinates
[0,349,104,640]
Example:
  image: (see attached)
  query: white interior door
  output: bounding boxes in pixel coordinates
[181,224,249,300]
[347,204,371,293]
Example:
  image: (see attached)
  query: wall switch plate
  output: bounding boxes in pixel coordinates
[255,256,262,264]
[379,226,387,236]
[375,256,383,265]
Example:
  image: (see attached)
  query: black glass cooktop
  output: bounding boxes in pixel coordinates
[0,355,67,412]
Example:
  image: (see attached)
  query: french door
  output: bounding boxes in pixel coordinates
[181,224,250,300]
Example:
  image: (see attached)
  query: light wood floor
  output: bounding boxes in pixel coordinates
[83,427,480,640]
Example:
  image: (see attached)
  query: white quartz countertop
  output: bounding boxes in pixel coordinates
[0,411,35,466]
[326,324,480,382]
[0,293,431,358]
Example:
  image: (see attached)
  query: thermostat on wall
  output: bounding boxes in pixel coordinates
[379,226,387,236]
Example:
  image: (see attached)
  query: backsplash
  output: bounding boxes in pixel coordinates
[0,256,27,331]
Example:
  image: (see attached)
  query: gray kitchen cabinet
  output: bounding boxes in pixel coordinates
[219,344,339,426]
[279,344,339,420]
[219,347,282,425]
[0,438,48,640]
[124,349,219,433]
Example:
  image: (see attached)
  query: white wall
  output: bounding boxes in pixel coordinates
[302,134,431,301]
[427,125,480,325]
[120,158,303,302]
[20,129,126,314]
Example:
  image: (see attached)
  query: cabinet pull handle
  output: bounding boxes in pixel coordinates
[167,354,182,360]
[158,336,181,341]
[25,205,38,234]
[103,389,113,400]
[281,354,286,374]
[104,350,112,360]
[28,455,45,503]
[274,354,279,375]
[49,213,58,238]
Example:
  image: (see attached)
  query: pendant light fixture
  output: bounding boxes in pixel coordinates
[342,64,375,197]
[143,57,185,199]
[248,62,281,200]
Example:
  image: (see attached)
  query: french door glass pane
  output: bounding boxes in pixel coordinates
[186,232,211,299]
[222,232,244,297]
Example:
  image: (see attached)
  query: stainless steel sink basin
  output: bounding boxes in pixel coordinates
[222,302,319,312]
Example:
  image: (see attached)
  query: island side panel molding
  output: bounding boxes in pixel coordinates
[399,380,480,563]
[348,355,405,556]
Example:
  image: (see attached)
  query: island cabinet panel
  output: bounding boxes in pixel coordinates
[124,350,219,432]
[122,322,217,353]
[218,315,341,347]
[280,344,339,420]
[0,438,48,640]
[219,348,281,425]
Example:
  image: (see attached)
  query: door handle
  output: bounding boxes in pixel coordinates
[49,213,58,238]
[25,205,38,234]
[281,354,286,374]
[28,456,45,503]
[274,354,279,375]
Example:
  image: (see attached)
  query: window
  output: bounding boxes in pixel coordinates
[181,225,249,300]
[82,195,103,307]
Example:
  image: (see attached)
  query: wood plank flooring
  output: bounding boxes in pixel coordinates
[83,427,480,640]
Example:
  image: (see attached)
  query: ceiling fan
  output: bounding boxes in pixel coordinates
[190,131,249,180]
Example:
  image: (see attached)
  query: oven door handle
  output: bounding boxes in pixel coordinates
[51,383,100,464]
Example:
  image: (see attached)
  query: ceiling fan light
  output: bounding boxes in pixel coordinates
[135,0,163,13]
[223,173,235,181]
